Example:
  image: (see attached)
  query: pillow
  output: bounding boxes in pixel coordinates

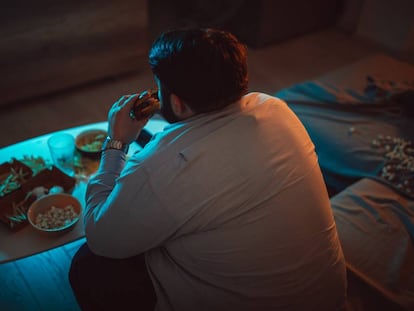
[331,178,414,309]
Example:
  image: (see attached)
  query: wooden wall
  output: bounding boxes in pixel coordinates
[0,0,149,107]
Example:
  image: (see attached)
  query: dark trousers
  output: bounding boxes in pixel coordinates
[69,243,157,311]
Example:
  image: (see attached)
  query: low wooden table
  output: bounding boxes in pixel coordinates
[0,119,168,263]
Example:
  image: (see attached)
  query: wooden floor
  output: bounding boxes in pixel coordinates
[0,239,84,311]
[0,28,405,310]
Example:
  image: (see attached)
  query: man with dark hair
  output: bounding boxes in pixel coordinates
[69,28,347,311]
[149,28,248,116]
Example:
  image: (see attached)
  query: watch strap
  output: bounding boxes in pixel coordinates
[102,137,129,153]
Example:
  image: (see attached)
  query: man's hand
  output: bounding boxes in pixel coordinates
[107,93,151,144]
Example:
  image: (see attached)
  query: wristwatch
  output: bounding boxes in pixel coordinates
[101,137,129,153]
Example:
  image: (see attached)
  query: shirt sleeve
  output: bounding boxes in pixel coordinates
[84,149,177,259]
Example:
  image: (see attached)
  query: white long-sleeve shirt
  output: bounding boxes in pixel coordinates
[85,93,347,311]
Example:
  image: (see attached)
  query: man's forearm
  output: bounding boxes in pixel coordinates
[84,149,126,225]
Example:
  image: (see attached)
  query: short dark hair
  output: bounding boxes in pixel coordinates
[148,28,248,113]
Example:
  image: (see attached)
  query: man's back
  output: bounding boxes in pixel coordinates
[71,28,346,311]
[133,93,347,310]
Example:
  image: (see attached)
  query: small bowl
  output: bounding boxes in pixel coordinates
[27,193,82,235]
[75,129,107,158]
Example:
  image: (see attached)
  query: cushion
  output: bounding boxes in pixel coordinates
[331,178,414,309]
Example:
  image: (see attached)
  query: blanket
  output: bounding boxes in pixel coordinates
[275,77,414,197]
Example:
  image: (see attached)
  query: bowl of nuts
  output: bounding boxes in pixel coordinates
[75,129,107,158]
[27,193,81,235]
